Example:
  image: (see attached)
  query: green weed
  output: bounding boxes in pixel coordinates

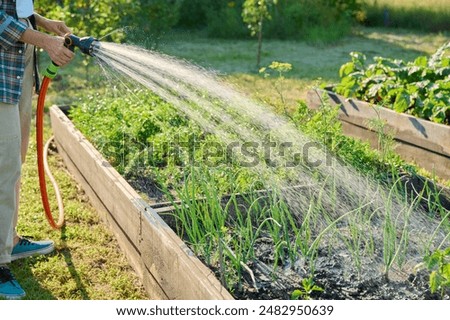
[290,277,324,300]
[423,248,450,298]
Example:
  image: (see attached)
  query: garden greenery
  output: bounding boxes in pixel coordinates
[70,87,449,295]
[334,42,450,124]
[423,248,450,298]
[35,0,131,41]
[70,90,262,195]
[37,0,363,44]
[36,0,449,45]
[362,0,450,32]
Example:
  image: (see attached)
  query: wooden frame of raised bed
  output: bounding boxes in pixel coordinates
[50,105,233,300]
[307,88,450,180]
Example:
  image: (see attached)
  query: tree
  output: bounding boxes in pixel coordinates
[242,0,277,69]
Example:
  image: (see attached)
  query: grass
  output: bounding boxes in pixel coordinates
[10,123,147,299]
[156,27,448,109]
[159,28,439,79]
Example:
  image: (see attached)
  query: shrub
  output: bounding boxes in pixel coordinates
[123,0,183,48]
[176,0,360,42]
[36,0,182,45]
[177,0,209,29]
[333,42,450,124]
[203,0,249,39]
[37,0,360,42]
[264,0,359,43]
[362,1,450,32]
[35,0,133,41]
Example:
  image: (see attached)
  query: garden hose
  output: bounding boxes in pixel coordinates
[36,34,98,229]
[36,64,64,229]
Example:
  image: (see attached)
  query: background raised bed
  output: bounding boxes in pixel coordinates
[306,88,450,180]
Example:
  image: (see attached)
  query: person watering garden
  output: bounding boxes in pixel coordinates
[0,0,74,299]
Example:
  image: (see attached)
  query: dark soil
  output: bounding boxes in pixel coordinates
[225,240,449,300]
[134,173,450,300]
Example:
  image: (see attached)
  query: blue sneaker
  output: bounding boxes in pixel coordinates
[0,266,25,300]
[11,238,54,261]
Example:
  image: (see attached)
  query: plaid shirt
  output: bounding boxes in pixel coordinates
[0,0,28,104]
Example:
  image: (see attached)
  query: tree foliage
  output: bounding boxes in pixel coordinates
[35,0,132,41]
[35,0,182,43]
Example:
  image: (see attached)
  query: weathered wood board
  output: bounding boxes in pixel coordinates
[307,89,450,179]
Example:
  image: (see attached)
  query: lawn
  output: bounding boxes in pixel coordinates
[10,124,147,299]
[157,27,448,108]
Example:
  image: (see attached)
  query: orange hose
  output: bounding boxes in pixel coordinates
[36,76,64,229]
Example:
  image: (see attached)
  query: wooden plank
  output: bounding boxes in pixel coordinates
[50,109,142,243]
[139,210,232,300]
[55,142,169,299]
[341,121,450,180]
[50,106,233,300]
[307,89,450,156]
[307,89,450,179]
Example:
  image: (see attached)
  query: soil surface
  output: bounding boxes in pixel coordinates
[223,239,449,300]
[164,229,450,300]
[136,174,450,300]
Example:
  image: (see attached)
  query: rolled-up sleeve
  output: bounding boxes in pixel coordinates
[0,10,27,50]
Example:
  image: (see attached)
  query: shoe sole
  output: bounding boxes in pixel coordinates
[11,244,55,261]
[0,292,26,300]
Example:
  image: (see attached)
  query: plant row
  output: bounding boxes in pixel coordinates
[333,42,450,124]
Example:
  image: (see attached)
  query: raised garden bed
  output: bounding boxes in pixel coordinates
[50,105,232,300]
[306,88,450,180]
[51,105,450,300]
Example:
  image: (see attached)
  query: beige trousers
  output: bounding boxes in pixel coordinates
[0,33,34,264]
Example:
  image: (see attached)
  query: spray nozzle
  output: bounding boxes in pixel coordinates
[43,34,99,78]
[64,34,99,56]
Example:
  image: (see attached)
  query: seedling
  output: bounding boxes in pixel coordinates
[423,247,450,298]
[291,277,324,300]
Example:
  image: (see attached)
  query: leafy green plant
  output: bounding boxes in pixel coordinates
[334,42,450,124]
[259,61,293,116]
[290,277,324,300]
[36,0,131,41]
[366,109,398,164]
[423,248,450,297]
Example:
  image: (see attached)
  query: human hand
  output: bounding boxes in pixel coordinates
[43,36,74,66]
[38,17,71,36]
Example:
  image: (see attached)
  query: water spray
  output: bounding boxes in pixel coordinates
[36,33,98,229]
